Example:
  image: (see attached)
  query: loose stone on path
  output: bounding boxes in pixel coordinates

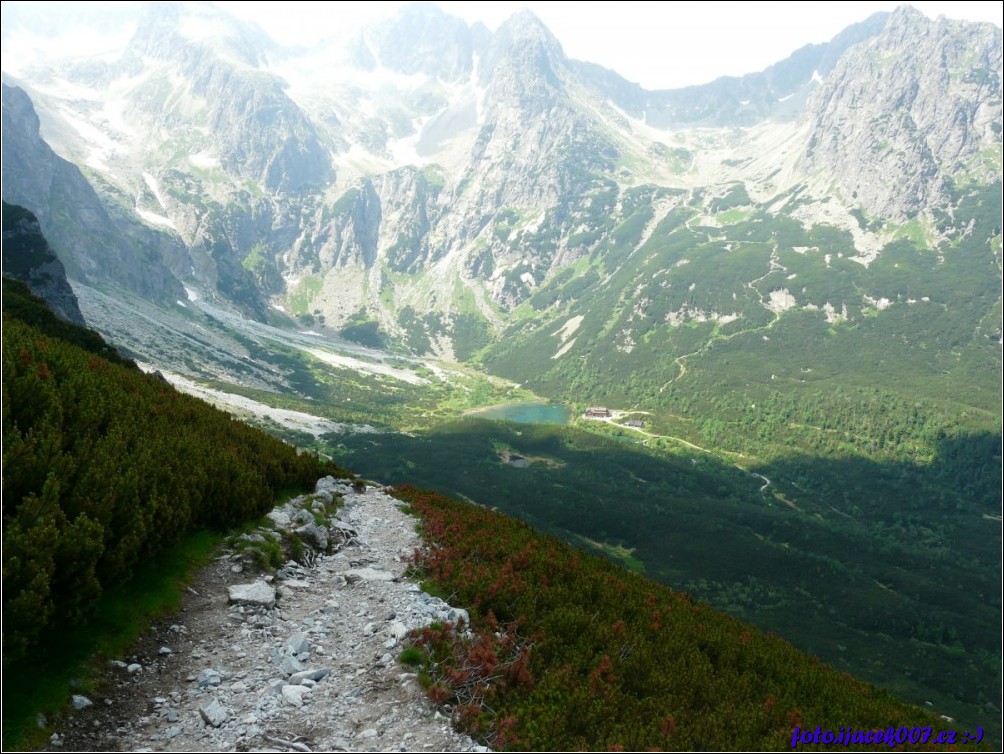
[63,478,483,752]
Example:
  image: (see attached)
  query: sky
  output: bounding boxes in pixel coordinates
[2,1,999,89]
[216,1,1002,89]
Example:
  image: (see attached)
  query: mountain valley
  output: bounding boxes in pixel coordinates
[2,1,1001,747]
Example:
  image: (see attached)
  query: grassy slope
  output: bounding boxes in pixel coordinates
[396,485,983,751]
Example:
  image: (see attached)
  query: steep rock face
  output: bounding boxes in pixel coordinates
[290,167,445,277]
[364,2,476,82]
[299,181,382,272]
[446,11,618,305]
[125,3,333,193]
[802,7,1003,220]
[2,3,1000,356]
[0,83,186,303]
[1,201,86,325]
[291,11,622,312]
[373,167,446,274]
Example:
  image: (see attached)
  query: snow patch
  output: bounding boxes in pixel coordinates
[136,208,177,229]
[102,98,136,138]
[551,337,577,360]
[142,172,170,211]
[552,315,584,344]
[190,151,220,168]
[305,348,428,385]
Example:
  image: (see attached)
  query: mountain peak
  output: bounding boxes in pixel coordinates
[131,0,273,67]
[494,8,563,52]
[802,2,1002,220]
[478,8,566,88]
[888,4,928,23]
[362,1,474,81]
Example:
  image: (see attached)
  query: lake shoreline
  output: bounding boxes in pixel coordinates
[464,400,573,425]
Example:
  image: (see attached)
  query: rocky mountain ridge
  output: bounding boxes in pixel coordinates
[803,6,1003,220]
[0,82,187,304]
[1,2,1000,361]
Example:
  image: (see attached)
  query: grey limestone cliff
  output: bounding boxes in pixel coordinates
[1,83,188,303]
[802,6,1003,220]
[2,201,86,325]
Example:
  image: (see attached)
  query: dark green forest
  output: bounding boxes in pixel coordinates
[336,417,1001,740]
[1,280,342,662]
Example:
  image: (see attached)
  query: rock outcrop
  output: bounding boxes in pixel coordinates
[0,83,187,303]
[802,6,1003,220]
[2,3,1000,355]
[1,201,85,325]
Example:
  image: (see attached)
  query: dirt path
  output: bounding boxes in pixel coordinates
[585,413,780,499]
[52,480,484,753]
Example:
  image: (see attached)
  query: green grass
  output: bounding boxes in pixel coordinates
[1,530,221,751]
[288,275,323,315]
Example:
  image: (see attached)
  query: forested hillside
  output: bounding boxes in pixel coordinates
[396,486,976,751]
[1,280,342,661]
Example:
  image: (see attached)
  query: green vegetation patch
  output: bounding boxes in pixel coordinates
[338,418,1000,741]
[2,530,220,751]
[287,275,323,316]
[395,486,955,751]
[2,299,341,664]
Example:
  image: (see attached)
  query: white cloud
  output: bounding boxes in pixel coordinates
[6,1,999,90]
[217,1,1001,89]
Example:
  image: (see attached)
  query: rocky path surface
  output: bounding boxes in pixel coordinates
[56,479,484,753]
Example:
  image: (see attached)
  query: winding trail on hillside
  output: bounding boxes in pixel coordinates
[55,480,484,753]
[588,413,778,500]
[657,246,791,393]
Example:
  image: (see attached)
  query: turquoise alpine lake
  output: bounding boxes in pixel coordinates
[468,401,572,425]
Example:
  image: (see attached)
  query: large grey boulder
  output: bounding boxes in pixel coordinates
[285,632,312,656]
[281,685,312,707]
[227,581,276,608]
[279,655,305,676]
[342,567,394,582]
[196,668,222,688]
[199,699,228,728]
[290,667,331,685]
